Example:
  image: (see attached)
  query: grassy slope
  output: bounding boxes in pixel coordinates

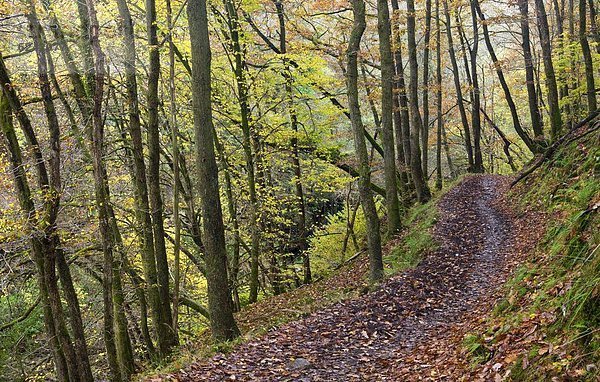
[464,130,599,380]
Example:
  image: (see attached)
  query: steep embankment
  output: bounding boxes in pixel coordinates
[162,175,526,381]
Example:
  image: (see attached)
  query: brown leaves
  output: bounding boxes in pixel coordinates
[156,176,532,382]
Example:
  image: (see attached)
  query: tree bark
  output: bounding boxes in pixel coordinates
[474,0,537,153]
[84,0,124,378]
[422,0,432,175]
[534,0,563,139]
[223,0,261,304]
[435,0,443,190]
[166,0,182,339]
[443,0,474,170]
[145,0,177,354]
[348,0,384,283]
[407,0,432,202]
[0,75,72,382]
[469,1,484,172]
[114,0,167,358]
[580,0,597,112]
[376,0,402,234]
[26,5,95,380]
[518,0,545,139]
[187,0,241,341]
[390,0,412,193]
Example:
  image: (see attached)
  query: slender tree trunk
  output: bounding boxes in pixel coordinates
[435,0,443,190]
[390,0,412,193]
[580,0,597,112]
[114,0,165,358]
[474,0,537,153]
[518,0,545,139]
[534,0,563,139]
[74,0,95,99]
[0,76,71,382]
[166,0,182,339]
[348,0,384,283]
[214,134,241,312]
[44,0,92,125]
[422,0,432,175]
[223,0,261,303]
[26,5,95,380]
[145,0,177,354]
[84,0,123,378]
[274,0,311,283]
[588,0,600,53]
[407,0,432,202]
[443,0,474,170]
[376,0,402,233]
[469,2,484,173]
[187,0,241,341]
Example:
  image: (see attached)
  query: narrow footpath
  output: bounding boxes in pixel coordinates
[173,175,518,381]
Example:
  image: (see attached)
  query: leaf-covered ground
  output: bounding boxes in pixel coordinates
[159,175,536,381]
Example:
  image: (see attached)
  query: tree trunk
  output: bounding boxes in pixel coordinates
[588,0,600,53]
[422,0,432,176]
[166,0,182,339]
[517,0,545,139]
[26,4,95,380]
[469,1,484,173]
[145,0,177,354]
[223,0,261,304]
[114,0,167,359]
[443,0,474,170]
[580,0,598,112]
[0,79,72,382]
[435,0,443,190]
[407,0,432,202]
[214,133,242,312]
[85,0,123,378]
[376,0,402,234]
[348,0,384,283]
[534,0,563,139]
[187,0,241,341]
[474,0,537,153]
[390,0,412,193]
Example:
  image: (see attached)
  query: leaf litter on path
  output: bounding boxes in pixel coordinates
[163,175,530,381]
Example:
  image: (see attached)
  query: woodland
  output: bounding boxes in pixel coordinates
[0,0,599,380]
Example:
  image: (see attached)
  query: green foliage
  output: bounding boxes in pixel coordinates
[0,287,44,382]
[307,197,383,277]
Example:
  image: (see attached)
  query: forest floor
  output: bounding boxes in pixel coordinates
[162,175,537,381]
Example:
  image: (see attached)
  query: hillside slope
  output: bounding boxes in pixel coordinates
[148,128,598,382]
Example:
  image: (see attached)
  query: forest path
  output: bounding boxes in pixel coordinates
[174,175,515,381]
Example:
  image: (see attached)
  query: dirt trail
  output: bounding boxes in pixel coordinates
[173,175,515,381]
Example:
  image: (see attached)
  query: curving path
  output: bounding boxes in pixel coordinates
[173,175,515,381]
